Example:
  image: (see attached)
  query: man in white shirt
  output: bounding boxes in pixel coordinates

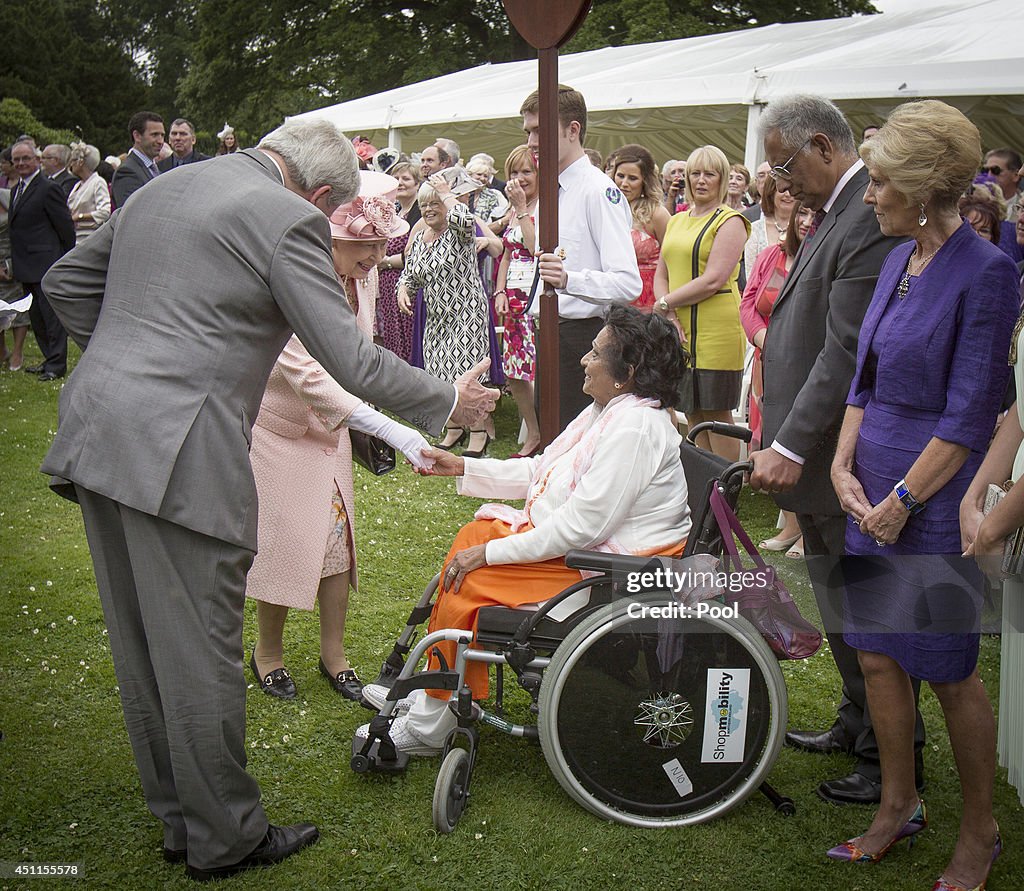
[520,85,641,429]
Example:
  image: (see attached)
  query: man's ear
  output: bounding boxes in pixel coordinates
[811,133,834,164]
[308,185,334,214]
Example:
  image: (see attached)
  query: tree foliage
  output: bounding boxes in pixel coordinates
[3,0,877,151]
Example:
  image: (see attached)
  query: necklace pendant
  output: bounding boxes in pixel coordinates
[897,273,910,300]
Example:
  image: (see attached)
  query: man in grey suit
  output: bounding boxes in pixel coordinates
[748,95,923,806]
[41,119,496,881]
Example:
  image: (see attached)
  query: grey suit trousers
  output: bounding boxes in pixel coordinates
[798,511,925,781]
[76,487,267,868]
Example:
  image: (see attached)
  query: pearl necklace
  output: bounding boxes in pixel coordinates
[896,244,941,300]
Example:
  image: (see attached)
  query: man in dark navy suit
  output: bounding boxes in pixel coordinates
[9,139,74,380]
[157,119,211,172]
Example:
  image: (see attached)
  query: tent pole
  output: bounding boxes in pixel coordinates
[743,103,765,174]
[387,127,402,151]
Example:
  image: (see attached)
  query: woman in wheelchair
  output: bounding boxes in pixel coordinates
[357,306,692,754]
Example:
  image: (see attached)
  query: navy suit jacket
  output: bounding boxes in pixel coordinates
[157,151,212,173]
[50,170,77,199]
[8,174,75,283]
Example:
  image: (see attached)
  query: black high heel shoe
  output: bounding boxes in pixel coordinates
[436,427,468,451]
[462,430,491,459]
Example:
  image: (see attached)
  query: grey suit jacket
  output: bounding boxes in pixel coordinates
[760,165,904,516]
[42,149,455,550]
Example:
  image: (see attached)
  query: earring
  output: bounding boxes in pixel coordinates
[614,382,623,389]
[918,204,927,227]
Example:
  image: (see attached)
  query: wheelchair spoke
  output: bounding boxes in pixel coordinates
[635,693,694,748]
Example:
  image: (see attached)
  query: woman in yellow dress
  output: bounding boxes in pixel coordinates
[653,145,750,460]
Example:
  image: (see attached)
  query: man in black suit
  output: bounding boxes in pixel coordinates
[9,139,75,380]
[157,119,211,172]
[111,111,165,209]
[749,94,920,805]
[41,145,76,199]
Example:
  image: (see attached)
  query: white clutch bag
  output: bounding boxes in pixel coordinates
[983,482,1024,576]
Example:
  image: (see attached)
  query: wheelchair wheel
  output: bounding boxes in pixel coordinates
[432,748,471,834]
[538,593,786,827]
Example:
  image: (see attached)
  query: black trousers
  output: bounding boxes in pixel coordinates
[25,281,67,375]
[536,316,603,432]
[797,511,926,781]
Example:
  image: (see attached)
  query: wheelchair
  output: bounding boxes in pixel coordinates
[351,423,794,832]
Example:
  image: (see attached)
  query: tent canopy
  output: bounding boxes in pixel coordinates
[288,0,1024,168]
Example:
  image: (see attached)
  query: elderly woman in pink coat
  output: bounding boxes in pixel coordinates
[247,172,432,702]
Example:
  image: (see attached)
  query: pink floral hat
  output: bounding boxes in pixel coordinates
[329,171,409,241]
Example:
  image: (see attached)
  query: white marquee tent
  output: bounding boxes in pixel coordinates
[289,0,1024,168]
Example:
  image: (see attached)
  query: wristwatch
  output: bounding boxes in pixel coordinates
[893,478,925,515]
[656,297,670,313]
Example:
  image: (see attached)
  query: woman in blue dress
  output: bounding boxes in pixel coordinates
[828,100,1019,891]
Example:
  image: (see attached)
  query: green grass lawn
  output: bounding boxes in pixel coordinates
[1,342,1021,890]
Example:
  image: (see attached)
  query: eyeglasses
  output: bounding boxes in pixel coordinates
[980,165,1003,176]
[768,138,812,183]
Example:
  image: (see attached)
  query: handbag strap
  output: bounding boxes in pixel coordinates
[524,263,542,313]
[709,484,769,572]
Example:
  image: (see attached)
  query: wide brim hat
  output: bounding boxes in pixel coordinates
[437,165,483,198]
[329,170,409,241]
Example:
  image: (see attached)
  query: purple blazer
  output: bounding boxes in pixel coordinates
[847,221,1019,454]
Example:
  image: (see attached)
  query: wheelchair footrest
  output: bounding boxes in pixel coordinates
[350,735,410,774]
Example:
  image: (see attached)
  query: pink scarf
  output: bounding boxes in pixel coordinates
[474,394,662,554]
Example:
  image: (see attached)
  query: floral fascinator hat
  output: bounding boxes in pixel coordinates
[329,171,409,241]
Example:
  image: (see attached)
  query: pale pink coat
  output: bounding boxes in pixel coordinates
[245,273,376,609]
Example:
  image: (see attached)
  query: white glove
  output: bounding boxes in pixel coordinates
[346,403,435,471]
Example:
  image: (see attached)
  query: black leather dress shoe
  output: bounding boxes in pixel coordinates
[817,769,926,805]
[249,650,296,700]
[38,371,65,382]
[785,725,854,755]
[185,823,319,882]
[23,363,44,374]
[163,847,187,863]
[319,659,364,701]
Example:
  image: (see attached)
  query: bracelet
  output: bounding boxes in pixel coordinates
[516,211,530,220]
[893,477,925,515]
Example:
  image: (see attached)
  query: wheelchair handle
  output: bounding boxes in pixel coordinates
[686,421,752,445]
[721,460,754,488]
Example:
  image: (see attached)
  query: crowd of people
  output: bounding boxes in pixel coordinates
[4,85,1023,889]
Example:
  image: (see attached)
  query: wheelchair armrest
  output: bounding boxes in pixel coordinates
[564,549,661,576]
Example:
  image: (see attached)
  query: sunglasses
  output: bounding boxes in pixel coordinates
[768,138,812,183]
[980,165,1004,176]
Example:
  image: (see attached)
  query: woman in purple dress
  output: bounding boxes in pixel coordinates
[828,101,1018,891]
[375,161,421,361]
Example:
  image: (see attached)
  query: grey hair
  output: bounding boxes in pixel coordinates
[759,94,856,156]
[416,181,439,206]
[468,152,495,175]
[661,159,678,176]
[45,144,71,165]
[258,119,360,209]
[69,142,101,172]
[435,137,460,165]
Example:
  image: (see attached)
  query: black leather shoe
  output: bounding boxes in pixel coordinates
[23,363,44,374]
[785,725,854,755]
[817,769,925,805]
[249,650,296,700]
[185,822,319,882]
[38,371,65,382]
[163,847,187,863]
[319,659,363,701]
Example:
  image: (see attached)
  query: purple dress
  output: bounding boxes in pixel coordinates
[843,223,1019,681]
[375,203,419,362]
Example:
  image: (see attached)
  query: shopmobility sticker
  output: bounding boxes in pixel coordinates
[700,668,750,763]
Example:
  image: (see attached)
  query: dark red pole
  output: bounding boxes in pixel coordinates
[536,46,560,446]
[502,0,592,446]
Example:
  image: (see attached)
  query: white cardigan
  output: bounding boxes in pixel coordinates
[458,397,691,565]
